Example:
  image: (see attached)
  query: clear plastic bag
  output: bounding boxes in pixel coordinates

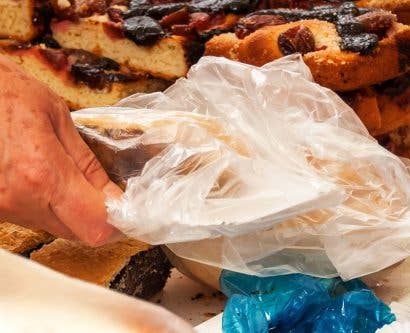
[72,55,410,280]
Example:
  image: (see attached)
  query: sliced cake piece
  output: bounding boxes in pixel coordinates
[206,12,409,91]
[31,239,171,299]
[0,43,169,110]
[0,222,54,256]
[51,15,194,80]
[0,0,49,41]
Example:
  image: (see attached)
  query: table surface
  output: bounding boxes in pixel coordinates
[150,269,226,327]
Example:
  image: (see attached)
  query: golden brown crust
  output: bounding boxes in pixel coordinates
[0,222,54,254]
[31,239,151,287]
[357,0,410,24]
[205,20,410,91]
[304,23,409,91]
[204,32,241,59]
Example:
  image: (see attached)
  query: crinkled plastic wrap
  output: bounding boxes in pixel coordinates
[220,271,395,333]
[72,55,410,280]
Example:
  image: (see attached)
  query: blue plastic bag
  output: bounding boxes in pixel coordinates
[221,271,395,333]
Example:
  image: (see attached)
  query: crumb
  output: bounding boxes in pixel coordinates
[204,312,217,317]
[191,292,204,301]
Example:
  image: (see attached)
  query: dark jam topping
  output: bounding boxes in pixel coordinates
[251,2,393,54]
[340,33,378,55]
[37,48,136,89]
[123,16,165,45]
[257,0,350,10]
[128,0,258,16]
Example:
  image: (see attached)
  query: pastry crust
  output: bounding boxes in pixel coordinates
[31,239,151,287]
[0,222,54,254]
[205,20,410,91]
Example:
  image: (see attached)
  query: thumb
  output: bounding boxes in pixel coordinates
[47,95,123,198]
[50,151,121,246]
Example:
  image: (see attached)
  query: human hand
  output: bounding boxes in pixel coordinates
[0,55,123,246]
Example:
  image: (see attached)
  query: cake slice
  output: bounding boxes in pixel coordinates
[0,43,169,110]
[0,222,54,257]
[0,0,45,41]
[206,10,409,91]
[0,222,171,300]
[51,15,199,80]
[31,239,171,299]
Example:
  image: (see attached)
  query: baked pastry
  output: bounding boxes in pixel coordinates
[0,43,169,110]
[205,5,410,91]
[51,16,193,80]
[0,0,47,41]
[48,0,255,80]
[0,221,171,299]
[31,239,171,299]
[0,222,54,256]
[258,0,410,24]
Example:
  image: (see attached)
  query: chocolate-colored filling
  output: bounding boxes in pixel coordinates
[252,2,392,54]
[123,16,165,45]
[65,49,137,89]
[110,247,172,299]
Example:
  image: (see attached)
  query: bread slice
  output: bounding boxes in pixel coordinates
[0,222,54,256]
[51,15,192,80]
[205,19,410,91]
[0,43,169,110]
[0,0,40,41]
[31,239,171,299]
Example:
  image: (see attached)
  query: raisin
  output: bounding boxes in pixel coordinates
[107,7,124,23]
[159,7,190,27]
[171,24,195,37]
[235,14,287,38]
[340,33,378,55]
[129,0,150,11]
[146,3,187,20]
[65,49,120,71]
[123,16,165,45]
[356,10,395,38]
[278,25,315,55]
